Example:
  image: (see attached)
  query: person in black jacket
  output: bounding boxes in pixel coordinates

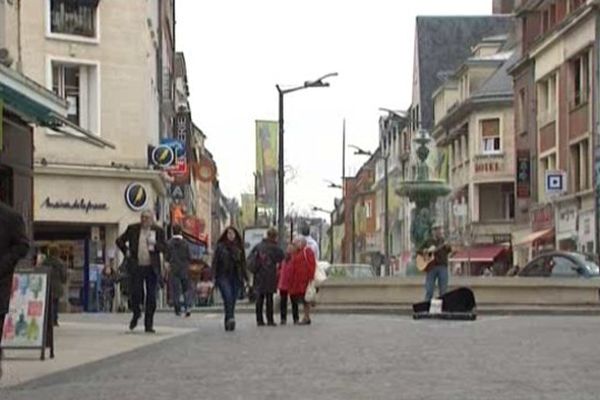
[248,228,285,326]
[211,227,247,332]
[116,210,166,333]
[0,201,29,375]
[166,225,192,317]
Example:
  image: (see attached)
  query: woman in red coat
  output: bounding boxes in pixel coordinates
[289,237,316,325]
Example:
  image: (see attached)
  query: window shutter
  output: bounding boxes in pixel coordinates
[481,119,500,137]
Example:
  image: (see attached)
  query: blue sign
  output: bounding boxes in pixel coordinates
[545,170,566,194]
[159,138,185,158]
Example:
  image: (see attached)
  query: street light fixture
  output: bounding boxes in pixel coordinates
[350,144,391,276]
[276,72,338,247]
[324,179,343,189]
[313,206,334,263]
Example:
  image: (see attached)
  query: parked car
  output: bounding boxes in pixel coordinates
[326,264,376,279]
[518,251,600,278]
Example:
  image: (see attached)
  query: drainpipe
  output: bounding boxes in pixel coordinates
[157,0,163,138]
[16,0,22,72]
[594,2,600,259]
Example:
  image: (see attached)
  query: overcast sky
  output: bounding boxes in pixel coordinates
[176,0,492,216]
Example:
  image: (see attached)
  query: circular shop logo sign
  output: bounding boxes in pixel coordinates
[125,183,148,211]
[151,145,175,167]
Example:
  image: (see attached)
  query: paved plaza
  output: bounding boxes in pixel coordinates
[1,313,599,400]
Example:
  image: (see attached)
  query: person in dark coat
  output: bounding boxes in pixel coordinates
[101,262,118,312]
[42,245,67,327]
[211,227,247,332]
[248,228,285,326]
[166,225,192,317]
[116,210,166,333]
[0,201,29,375]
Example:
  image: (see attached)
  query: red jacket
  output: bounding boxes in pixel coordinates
[289,247,316,296]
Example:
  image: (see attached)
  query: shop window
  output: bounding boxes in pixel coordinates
[480,118,501,154]
[51,61,99,134]
[570,51,589,108]
[50,0,99,38]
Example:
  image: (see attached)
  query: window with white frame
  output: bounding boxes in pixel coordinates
[571,51,589,108]
[50,0,99,38]
[569,138,590,193]
[365,200,372,219]
[537,73,557,125]
[51,61,99,134]
[480,118,501,154]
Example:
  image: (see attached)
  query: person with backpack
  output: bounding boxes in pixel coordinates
[166,225,192,317]
[248,228,285,326]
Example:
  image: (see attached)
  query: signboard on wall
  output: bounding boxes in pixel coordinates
[516,150,531,198]
[1,271,54,359]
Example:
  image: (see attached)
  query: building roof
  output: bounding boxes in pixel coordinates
[471,49,519,99]
[415,15,514,130]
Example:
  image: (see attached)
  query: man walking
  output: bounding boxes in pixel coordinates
[42,245,67,327]
[300,225,320,261]
[166,225,192,317]
[421,224,452,301]
[0,201,30,376]
[248,228,285,326]
[116,210,166,333]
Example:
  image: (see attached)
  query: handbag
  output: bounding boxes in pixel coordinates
[304,281,317,303]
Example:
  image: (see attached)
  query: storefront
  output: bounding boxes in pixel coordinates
[33,167,167,312]
[513,203,555,265]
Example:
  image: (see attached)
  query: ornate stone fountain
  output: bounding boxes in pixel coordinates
[396,129,451,275]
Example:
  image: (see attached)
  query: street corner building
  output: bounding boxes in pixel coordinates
[0,0,177,312]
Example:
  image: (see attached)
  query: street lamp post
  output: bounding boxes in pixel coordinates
[276,72,338,248]
[351,146,390,276]
[313,206,334,263]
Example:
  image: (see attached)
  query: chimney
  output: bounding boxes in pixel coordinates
[493,0,516,14]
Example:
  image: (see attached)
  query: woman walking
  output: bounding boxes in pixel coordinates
[278,243,296,324]
[212,227,247,331]
[289,237,316,325]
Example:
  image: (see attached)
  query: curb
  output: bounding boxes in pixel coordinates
[156,305,600,317]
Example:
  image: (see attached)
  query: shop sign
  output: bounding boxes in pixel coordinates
[474,161,501,174]
[557,205,578,235]
[531,204,554,231]
[41,197,108,213]
[516,150,530,199]
[124,183,148,211]
[150,144,175,167]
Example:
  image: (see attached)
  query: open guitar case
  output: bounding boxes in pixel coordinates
[412,287,477,321]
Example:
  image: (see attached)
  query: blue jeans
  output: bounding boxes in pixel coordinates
[216,275,241,322]
[170,275,191,315]
[425,265,449,301]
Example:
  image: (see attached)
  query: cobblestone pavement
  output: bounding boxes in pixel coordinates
[1,313,600,400]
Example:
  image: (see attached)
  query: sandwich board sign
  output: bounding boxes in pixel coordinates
[1,270,54,360]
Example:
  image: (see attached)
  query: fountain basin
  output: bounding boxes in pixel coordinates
[396,180,451,203]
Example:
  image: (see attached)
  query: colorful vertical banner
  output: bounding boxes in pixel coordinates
[255,120,278,212]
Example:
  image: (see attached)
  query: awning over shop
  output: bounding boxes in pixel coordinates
[514,228,553,246]
[450,245,507,263]
[0,63,114,149]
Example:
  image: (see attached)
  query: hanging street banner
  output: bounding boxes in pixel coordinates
[255,120,278,213]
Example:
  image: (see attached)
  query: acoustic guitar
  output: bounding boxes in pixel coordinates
[416,243,453,272]
[416,246,436,272]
